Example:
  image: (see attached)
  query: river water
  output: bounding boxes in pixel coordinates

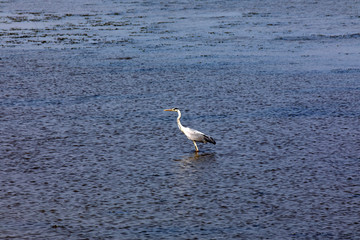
[1,0,360,239]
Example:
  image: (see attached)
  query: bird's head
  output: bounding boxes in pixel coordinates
[164,108,179,112]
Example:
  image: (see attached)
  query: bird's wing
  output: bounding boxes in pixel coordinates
[203,135,216,144]
[183,127,206,142]
[184,127,216,144]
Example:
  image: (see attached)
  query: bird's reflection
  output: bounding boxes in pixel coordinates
[175,151,216,163]
[174,152,217,176]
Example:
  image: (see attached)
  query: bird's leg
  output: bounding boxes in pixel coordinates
[192,141,199,152]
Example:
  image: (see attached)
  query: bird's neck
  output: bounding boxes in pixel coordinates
[176,110,184,132]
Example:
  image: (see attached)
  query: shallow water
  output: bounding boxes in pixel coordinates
[1,0,360,239]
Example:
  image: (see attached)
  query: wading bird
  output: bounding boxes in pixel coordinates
[164,108,216,152]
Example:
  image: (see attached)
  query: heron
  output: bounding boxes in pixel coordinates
[164,108,216,152]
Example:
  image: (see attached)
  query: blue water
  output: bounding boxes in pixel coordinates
[1,0,360,239]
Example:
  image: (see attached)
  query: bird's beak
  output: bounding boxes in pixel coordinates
[164,109,173,111]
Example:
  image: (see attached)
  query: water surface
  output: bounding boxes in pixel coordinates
[1,0,360,239]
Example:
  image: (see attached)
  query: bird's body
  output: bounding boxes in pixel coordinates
[164,108,216,152]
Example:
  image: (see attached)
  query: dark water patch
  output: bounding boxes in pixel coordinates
[275,33,360,41]
[258,106,360,118]
[331,68,360,74]
[0,94,124,108]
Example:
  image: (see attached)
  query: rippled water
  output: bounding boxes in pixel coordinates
[1,1,360,239]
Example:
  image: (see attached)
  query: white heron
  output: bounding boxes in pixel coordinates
[164,108,216,152]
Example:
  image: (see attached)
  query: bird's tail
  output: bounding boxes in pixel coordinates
[204,135,216,144]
